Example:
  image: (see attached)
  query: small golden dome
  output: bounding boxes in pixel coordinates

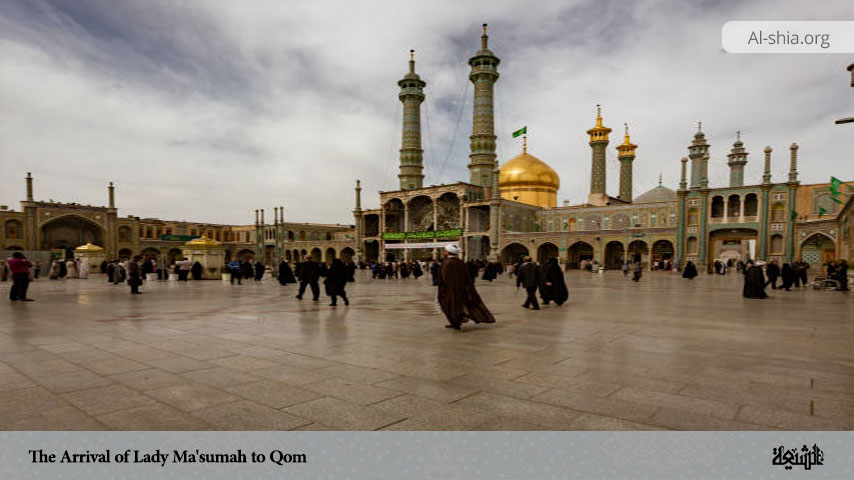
[75,242,104,252]
[498,152,560,190]
[184,235,221,247]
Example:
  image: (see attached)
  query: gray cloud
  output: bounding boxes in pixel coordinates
[1,0,851,224]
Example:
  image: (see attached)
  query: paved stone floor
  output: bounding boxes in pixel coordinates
[0,270,851,431]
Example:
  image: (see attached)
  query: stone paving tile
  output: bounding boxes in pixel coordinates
[374,376,476,403]
[33,370,114,393]
[61,385,157,416]
[611,387,740,420]
[317,363,400,385]
[181,367,259,388]
[1,270,850,430]
[224,380,323,409]
[650,408,775,431]
[96,403,214,430]
[283,397,406,430]
[0,370,37,391]
[303,378,402,406]
[192,400,312,430]
[531,389,660,423]
[108,369,187,391]
[144,383,239,412]
[736,405,851,430]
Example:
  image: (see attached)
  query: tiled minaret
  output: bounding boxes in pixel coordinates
[726,131,748,187]
[616,123,637,202]
[398,50,426,190]
[688,122,710,189]
[586,104,612,206]
[468,24,500,187]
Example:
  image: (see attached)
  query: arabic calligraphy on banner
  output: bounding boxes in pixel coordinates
[381,229,462,240]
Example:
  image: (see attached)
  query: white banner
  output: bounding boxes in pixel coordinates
[722,21,854,53]
[384,242,457,250]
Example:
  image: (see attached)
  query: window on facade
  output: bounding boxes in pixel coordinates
[118,226,131,242]
[5,220,23,239]
[687,209,699,225]
[686,237,699,254]
[711,196,724,218]
[770,234,783,254]
[770,203,784,222]
[743,193,758,216]
[727,195,741,217]
[814,194,838,215]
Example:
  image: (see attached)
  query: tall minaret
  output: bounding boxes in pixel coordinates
[688,122,710,188]
[108,182,115,208]
[468,23,500,187]
[26,172,33,202]
[616,123,637,202]
[586,104,612,206]
[726,131,748,187]
[398,50,426,190]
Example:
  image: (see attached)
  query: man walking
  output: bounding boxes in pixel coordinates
[764,259,780,289]
[177,257,192,281]
[632,260,643,282]
[8,252,34,301]
[517,256,543,310]
[437,244,495,330]
[228,259,242,285]
[128,255,143,294]
[296,256,321,301]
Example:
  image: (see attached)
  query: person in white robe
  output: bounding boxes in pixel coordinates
[66,259,78,278]
[78,259,90,279]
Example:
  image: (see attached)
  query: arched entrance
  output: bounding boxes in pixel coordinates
[566,241,593,269]
[500,243,529,264]
[363,240,379,263]
[284,250,292,263]
[627,240,648,265]
[168,248,183,263]
[536,242,558,264]
[340,247,355,263]
[324,247,336,263]
[40,215,104,251]
[237,249,254,261]
[604,241,624,270]
[310,247,322,262]
[651,240,674,268]
[709,228,758,269]
[118,248,132,259]
[800,233,835,264]
[265,245,275,264]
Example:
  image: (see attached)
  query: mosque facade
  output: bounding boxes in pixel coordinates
[2,25,851,272]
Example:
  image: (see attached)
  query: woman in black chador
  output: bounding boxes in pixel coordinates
[743,261,767,299]
[191,261,203,280]
[682,261,698,279]
[540,257,568,306]
[278,260,296,285]
[323,258,349,306]
[780,263,795,291]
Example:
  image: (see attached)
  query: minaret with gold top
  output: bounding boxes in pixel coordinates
[616,123,637,202]
[586,104,612,206]
[398,50,426,190]
[468,23,500,187]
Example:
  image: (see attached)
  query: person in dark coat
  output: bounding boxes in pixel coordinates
[295,256,321,301]
[254,261,265,281]
[191,261,203,280]
[743,261,767,299]
[517,256,544,310]
[682,260,698,279]
[764,259,780,289]
[467,260,479,279]
[781,262,794,291]
[346,261,357,282]
[798,261,809,287]
[58,259,67,278]
[278,260,296,285]
[241,260,254,281]
[128,256,143,294]
[323,258,349,306]
[836,259,848,291]
[400,262,410,279]
[412,262,423,279]
[540,257,568,306]
[430,260,441,286]
[437,244,495,330]
[106,262,116,283]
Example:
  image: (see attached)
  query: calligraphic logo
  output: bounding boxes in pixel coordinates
[772,444,823,471]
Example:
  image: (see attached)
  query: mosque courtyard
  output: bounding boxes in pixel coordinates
[0,270,851,431]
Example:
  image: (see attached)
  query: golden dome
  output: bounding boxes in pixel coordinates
[184,235,221,247]
[499,153,560,190]
[75,242,104,252]
[498,137,559,208]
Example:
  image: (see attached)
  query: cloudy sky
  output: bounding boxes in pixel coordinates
[1,0,852,225]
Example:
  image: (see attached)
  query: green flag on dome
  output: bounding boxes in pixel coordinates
[512,126,527,138]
